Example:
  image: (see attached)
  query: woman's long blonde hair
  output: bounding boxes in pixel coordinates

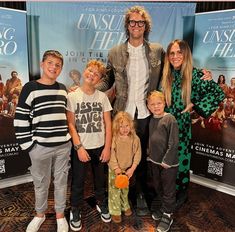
[161,39,193,107]
[112,111,136,138]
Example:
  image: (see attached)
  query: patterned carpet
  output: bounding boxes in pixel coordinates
[1,170,235,232]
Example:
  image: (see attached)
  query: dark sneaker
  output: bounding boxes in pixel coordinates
[136,193,149,216]
[96,204,111,223]
[156,213,173,232]
[152,209,163,221]
[69,208,82,231]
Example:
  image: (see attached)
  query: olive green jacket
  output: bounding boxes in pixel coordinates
[99,40,165,115]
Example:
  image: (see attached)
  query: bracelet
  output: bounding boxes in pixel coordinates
[74,143,82,151]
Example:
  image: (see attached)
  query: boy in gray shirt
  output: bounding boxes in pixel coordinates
[147,91,179,232]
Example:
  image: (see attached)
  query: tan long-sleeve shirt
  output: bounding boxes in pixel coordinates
[108,135,141,171]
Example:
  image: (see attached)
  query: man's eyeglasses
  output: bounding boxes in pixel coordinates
[128,20,146,27]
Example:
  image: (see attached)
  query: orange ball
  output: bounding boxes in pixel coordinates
[114,174,129,189]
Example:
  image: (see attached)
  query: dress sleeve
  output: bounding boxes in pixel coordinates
[191,68,225,118]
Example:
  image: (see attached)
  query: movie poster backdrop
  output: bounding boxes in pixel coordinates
[191,9,235,187]
[0,7,30,179]
[0,2,196,180]
[25,2,235,189]
[26,1,196,88]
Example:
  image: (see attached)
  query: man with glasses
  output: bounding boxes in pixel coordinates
[100,5,165,216]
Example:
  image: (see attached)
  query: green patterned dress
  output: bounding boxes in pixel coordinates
[165,68,225,192]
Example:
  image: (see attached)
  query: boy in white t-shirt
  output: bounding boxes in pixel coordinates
[66,60,112,231]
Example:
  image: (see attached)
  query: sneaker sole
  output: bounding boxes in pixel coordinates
[96,205,111,223]
[69,211,82,231]
[69,222,82,231]
[152,214,161,221]
[157,219,173,232]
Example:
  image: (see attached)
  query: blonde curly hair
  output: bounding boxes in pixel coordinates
[86,59,106,78]
[112,111,136,138]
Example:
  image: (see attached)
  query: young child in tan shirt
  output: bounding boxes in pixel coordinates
[108,111,141,223]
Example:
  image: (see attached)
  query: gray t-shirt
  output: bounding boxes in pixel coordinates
[67,88,112,149]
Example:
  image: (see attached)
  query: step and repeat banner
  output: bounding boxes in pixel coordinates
[0,2,196,180]
[26,1,196,88]
[7,2,235,190]
[0,7,30,180]
[191,9,235,187]
[1,2,235,190]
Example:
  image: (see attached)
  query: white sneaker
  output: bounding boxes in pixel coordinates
[26,215,46,232]
[57,217,69,232]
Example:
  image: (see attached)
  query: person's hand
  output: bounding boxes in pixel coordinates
[77,147,90,162]
[125,168,134,179]
[100,147,110,163]
[181,102,194,113]
[68,85,79,93]
[161,162,171,169]
[114,168,122,175]
[201,69,212,81]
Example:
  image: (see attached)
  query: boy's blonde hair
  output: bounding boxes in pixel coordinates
[86,60,106,77]
[112,111,136,138]
[42,50,64,66]
[147,90,165,103]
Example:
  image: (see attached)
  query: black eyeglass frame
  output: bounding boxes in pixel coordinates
[128,20,146,27]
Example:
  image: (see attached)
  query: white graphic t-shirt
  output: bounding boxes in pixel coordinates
[67,88,112,149]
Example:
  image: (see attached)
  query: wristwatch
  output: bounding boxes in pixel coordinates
[74,143,83,151]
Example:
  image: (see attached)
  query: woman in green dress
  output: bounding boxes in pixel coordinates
[161,39,225,208]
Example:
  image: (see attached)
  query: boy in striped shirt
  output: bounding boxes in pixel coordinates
[14,50,71,232]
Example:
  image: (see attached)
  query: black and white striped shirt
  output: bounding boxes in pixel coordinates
[14,80,71,151]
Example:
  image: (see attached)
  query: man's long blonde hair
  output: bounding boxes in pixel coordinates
[124,5,152,41]
[161,39,193,107]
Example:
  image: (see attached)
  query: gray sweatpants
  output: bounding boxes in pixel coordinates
[28,142,71,214]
